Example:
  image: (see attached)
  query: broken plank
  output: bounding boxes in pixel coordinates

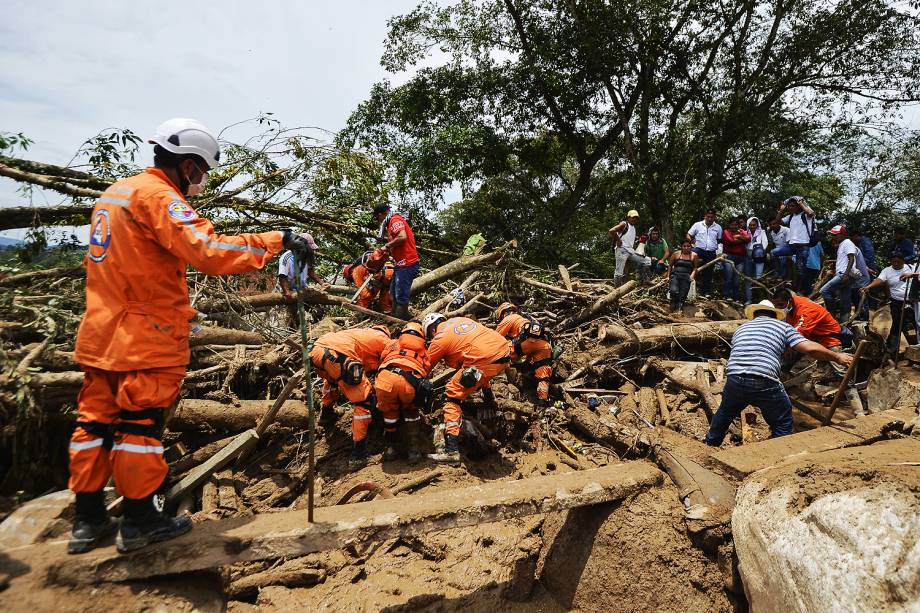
[46,462,662,585]
[164,430,257,507]
[558,265,573,292]
[711,408,915,478]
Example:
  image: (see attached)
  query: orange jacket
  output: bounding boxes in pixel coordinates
[495,313,529,339]
[75,168,284,371]
[353,262,394,298]
[786,295,841,348]
[380,323,427,375]
[314,327,391,373]
[425,317,511,373]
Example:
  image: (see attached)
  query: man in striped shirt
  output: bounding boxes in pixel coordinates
[705,300,853,446]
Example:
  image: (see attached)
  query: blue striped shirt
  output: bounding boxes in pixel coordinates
[726,317,806,382]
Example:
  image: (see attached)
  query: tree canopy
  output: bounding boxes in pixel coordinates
[341,0,920,268]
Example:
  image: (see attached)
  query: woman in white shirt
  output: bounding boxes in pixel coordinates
[744,216,769,304]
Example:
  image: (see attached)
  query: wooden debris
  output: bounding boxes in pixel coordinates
[559,281,637,330]
[45,462,662,585]
[558,265,573,292]
[164,430,257,507]
[411,240,516,295]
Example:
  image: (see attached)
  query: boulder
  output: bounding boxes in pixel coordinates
[732,438,920,612]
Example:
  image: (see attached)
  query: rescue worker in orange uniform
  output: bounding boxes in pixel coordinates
[343,247,394,314]
[310,324,391,468]
[68,118,315,555]
[374,322,432,462]
[421,313,512,464]
[494,303,554,405]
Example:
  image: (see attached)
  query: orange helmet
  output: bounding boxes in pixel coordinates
[398,322,426,354]
[496,302,517,321]
[371,324,391,338]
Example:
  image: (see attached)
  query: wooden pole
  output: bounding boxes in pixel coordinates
[294,253,317,523]
[822,340,868,426]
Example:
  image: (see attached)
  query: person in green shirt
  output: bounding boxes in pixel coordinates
[644,227,670,274]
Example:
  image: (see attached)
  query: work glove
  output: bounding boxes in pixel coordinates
[282,229,315,266]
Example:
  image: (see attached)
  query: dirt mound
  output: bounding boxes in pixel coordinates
[539,485,735,612]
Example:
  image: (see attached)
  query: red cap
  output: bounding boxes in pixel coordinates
[829,225,846,235]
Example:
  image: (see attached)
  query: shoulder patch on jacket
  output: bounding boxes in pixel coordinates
[167,200,197,222]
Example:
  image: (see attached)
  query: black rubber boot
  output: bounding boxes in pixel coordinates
[403,419,423,463]
[117,494,192,554]
[319,405,337,428]
[428,433,460,465]
[68,490,117,554]
[392,304,410,321]
[383,430,401,461]
[348,439,368,470]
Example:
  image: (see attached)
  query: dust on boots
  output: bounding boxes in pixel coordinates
[68,490,117,554]
[117,494,192,554]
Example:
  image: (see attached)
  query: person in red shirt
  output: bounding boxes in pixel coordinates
[721,216,751,301]
[374,204,420,320]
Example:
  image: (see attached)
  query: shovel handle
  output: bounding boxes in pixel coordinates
[822,340,868,425]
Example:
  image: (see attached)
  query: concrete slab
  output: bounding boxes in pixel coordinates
[33,462,662,585]
[711,408,915,478]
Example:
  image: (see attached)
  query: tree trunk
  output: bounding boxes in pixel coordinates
[169,399,309,433]
[411,241,516,295]
[558,281,637,330]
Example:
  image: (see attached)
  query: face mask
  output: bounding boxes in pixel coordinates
[187,170,207,197]
[182,162,207,197]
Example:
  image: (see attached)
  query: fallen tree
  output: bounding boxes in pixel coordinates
[410,240,516,295]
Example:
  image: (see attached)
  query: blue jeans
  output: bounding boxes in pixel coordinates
[771,244,810,291]
[391,262,420,306]
[693,248,717,295]
[744,259,764,304]
[705,374,793,445]
[723,254,745,300]
[820,273,854,322]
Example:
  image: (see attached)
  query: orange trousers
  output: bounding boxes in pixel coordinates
[68,365,185,499]
[517,338,553,401]
[374,369,421,434]
[443,361,508,436]
[353,267,393,314]
[310,346,374,443]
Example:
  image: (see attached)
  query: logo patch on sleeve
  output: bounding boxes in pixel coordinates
[168,200,197,221]
[88,209,111,263]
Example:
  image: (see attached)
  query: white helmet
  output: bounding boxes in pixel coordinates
[421,312,446,341]
[148,118,221,169]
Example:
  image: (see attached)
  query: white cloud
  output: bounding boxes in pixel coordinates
[0,0,426,236]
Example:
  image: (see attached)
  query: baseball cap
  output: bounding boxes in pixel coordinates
[298,232,319,250]
[829,225,846,235]
[627,209,639,218]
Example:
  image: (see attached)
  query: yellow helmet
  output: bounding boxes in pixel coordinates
[496,302,517,321]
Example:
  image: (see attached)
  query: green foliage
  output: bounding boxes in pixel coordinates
[343,0,920,272]
[75,128,142,179]
[0,131,33,154]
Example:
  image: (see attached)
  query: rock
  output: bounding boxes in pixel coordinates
[0,490,73,549]
[867,365,920,414]
[732,439,920,612]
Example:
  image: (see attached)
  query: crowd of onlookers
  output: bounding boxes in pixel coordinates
[608,198,920,348]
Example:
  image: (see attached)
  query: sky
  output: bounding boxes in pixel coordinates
[2,1,918,242]
[0,0,428,239]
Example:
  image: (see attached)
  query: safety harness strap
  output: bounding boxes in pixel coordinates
[116,408,165,438]
[75,421,115,450]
